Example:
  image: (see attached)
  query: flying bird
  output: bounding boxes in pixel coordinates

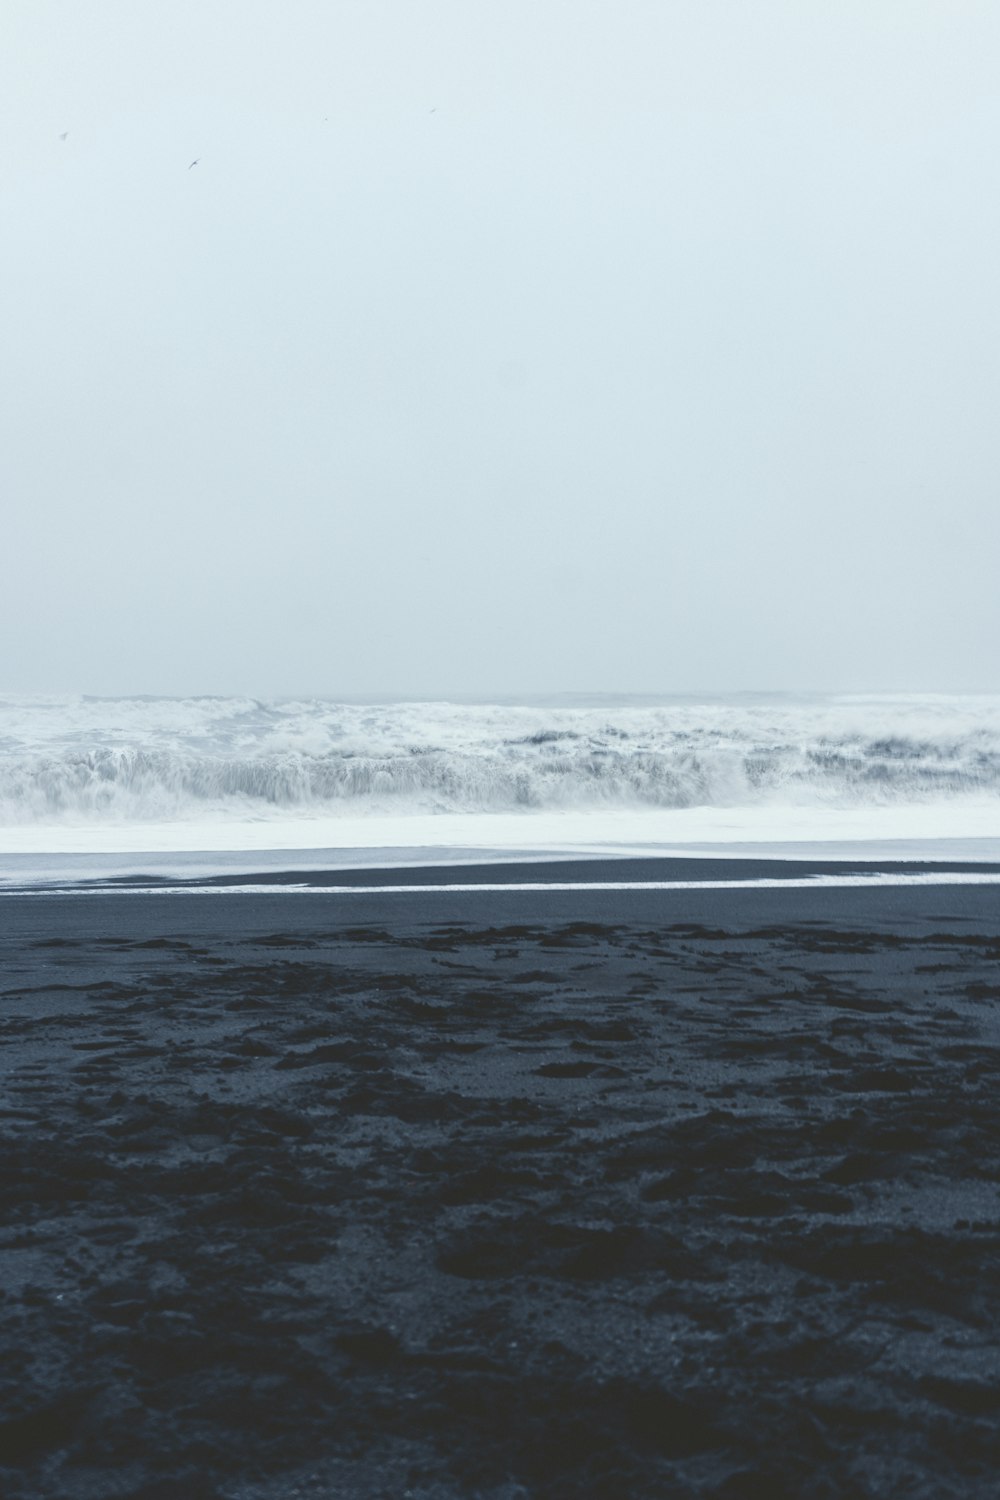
[59,131,69,141]
[188,158,201,169]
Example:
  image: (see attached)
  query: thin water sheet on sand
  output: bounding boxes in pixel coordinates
[1,886,999,1498]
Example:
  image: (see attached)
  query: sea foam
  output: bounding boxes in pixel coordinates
[1,693,999,830]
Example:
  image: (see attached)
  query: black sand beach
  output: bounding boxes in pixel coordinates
[2,877,1000,1498]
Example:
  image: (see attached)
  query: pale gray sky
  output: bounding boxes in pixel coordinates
[2,1,998,696]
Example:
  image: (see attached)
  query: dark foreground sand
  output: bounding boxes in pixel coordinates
[1,880,999,1499]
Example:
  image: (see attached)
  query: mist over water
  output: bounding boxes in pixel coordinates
[3,693,999,828]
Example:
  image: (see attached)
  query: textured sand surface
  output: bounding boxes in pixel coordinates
[1,886,999,1498]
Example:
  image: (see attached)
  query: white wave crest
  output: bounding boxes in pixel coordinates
[1,693,999,826]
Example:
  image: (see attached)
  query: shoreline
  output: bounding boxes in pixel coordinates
[4,869,1000,938]
[3,851,1000,897]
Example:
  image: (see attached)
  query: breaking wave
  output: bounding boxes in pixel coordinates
[1,694,999,825]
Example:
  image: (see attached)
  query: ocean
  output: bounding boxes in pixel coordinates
[2,691,999,887]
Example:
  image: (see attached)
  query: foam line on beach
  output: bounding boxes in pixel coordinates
[10,871,1000,896]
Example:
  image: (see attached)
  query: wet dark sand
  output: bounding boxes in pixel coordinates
[2,881,1000,1498]
[44,853,1000,891]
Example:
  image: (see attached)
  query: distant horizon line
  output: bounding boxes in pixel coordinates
[2,687,998,705]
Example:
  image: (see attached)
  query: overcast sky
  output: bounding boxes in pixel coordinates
[2,1,998,697]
